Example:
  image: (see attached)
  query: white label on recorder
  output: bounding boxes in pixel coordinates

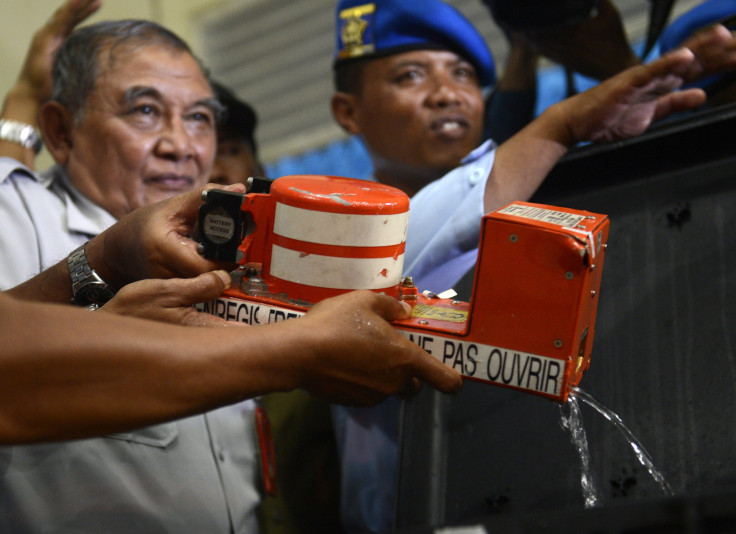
[498,204,586,228]
[203,211,234,244]
[273,203,409,246]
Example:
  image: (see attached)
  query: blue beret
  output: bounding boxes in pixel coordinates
[660,0,736,52]
[334,0,496,87]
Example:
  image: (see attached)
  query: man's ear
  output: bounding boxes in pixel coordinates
[331,92,361,135]
[38,101,74,165]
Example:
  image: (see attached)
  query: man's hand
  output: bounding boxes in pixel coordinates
[287,290,463,406]
[7,184,244,305]
[1,0,101,166]
[679,23,736,85]
[17,0,102,103]
[101,270,237,327]
[90,183,246,289]
[556,47,707,144]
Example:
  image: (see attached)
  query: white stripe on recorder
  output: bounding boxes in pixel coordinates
[273,203,409,247]
[270,245,405,289]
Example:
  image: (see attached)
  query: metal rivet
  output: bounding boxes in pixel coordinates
[509,234,518,243]
[591,290,597,297]
[451,300,461,305]
[418,320,428,325]
[565,272,574,280]
[554,339,563,348]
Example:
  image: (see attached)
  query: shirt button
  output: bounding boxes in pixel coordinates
[469,169,483,185]
[218,450,226,462]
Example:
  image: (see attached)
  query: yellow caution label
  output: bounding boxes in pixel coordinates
[412,304,468,323]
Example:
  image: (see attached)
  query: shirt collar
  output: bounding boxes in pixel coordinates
[460,139,496,165]
[42,165,118,237]
[0,157,35,184]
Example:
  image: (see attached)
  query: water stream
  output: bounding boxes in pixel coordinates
[559,392,601,508]
[559,386,674,508]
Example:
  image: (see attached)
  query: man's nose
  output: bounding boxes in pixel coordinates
[427,76,462,107]
[156,117,194,160]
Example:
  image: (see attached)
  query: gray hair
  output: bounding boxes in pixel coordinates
[51,20,210,120]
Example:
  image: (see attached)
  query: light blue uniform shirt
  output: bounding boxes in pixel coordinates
[0,158,261,533]
[0,158,116,288]
[335,140,496,533]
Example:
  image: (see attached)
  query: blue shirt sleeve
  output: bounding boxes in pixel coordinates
[403,142,496,292]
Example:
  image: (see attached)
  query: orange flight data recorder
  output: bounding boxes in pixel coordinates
[196,175,609,402]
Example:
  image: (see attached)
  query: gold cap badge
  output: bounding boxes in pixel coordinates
[338,3,376,59]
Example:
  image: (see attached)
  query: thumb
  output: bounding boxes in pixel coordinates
[182,270,232,304]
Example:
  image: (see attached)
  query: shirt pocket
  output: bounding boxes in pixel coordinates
[105,422,178,448]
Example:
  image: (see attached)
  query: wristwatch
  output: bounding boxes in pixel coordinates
[68,243,116,309]
[0,119,43,154]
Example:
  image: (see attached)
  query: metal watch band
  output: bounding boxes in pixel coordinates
[0,119,43,154]
[68,243,116,306]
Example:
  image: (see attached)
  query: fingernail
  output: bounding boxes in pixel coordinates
[214,270,231,288]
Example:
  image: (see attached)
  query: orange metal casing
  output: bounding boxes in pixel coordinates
[197,187,609,403]
[436,201,608,400]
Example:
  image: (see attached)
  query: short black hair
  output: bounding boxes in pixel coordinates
[212,81,259,156]
[333,58,370,95]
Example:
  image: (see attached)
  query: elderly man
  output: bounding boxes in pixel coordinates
[0,17,462,533]
[0,19,216,290]
[0,19,259,533]
[329,0,736,531]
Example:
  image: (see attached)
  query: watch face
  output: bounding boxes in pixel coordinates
[68,243,116,306]
[78,283,116,306]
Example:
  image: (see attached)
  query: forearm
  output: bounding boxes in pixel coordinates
[5,259,73,303]
[6,188,219,305]
[1,286,463,444]
[0,294,299,444]
[0,84,42,168]
[483,103,571,212]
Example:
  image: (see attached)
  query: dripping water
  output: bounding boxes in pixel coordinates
[559,386,674,507]
[559,392,601,508]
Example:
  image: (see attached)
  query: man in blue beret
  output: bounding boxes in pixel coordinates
[328,0,736,531]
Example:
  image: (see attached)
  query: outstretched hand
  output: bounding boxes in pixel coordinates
[558,47,707,144]
[1,0,101,167]
[17,0,101,102]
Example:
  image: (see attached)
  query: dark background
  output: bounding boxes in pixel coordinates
[396,103,736,533]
